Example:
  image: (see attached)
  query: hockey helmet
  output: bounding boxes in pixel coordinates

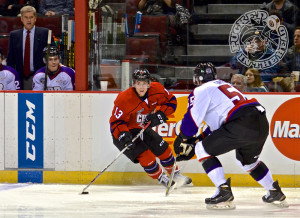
[43,45,60,63]
[132,69,150,83]
[193,62,217,85]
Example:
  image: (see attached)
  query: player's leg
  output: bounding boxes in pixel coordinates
[136,149,176,189]
[235,110,288,207]
[144,128,192,186]
[195,142,235,209]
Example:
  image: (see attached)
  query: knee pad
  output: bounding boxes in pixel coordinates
[249,161,269,182]
[202,156,222,174]
[235,158,260,172]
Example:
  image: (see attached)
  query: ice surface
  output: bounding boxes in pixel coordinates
[0,183,299,217]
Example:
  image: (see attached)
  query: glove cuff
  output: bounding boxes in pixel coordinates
[118,131,132,146]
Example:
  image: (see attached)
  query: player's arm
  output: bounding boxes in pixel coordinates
[6,74,16,90]
[32,73,44,90]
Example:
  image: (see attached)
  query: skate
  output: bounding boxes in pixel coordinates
[205,178,236,210]
[158,172,176,191]
[262,180,289,208]
[173,169,193,187]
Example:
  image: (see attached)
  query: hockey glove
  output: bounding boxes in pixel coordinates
[118,131,135,150]
[144,110,167,127]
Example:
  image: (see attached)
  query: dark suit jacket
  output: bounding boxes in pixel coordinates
[7,26,50,82]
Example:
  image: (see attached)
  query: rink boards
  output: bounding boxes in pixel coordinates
[0,92,299,187]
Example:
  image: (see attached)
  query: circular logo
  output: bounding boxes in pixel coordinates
[229,10,289,70]
[270,97,300,161]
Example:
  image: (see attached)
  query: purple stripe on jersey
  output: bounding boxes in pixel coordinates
[256,168,269,182]
[206,163,222,174]
[181,110,199,137]
[227,101,260,122]
[165,102,176,111]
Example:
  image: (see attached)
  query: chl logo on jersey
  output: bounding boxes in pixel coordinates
[136,114,147,124]
[271,97,300,161]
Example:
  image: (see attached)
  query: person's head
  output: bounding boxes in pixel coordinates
[294,27,300,49]
[43,46,60,74]
[269,10,283,25]
[231,74,247,92]
[278,77,295,92]
[132,69,151,97]
[193,62,217,86]
[20,6,37,30]
[245,68,264,88]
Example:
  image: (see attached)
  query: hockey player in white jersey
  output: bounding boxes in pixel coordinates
[32,46,75,90]
[0,49,21,90]
[173,62,288,209]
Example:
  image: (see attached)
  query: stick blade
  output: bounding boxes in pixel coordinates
[80,191,89,195]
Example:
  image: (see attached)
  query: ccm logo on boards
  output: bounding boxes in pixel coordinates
[271,97,300,161]
[18,93,43,168]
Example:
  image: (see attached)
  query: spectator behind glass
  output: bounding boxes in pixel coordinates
[3,0,39,16]
[32,45,75,90]
[263,0,300,47]
[138,0,176,15]
[7,6,52,90]
[283,27,300,80]
[0,48,21,90]
[245,68,269,92]
[230,29,282,83]
[39,0,74,17]
[230,74,247,92]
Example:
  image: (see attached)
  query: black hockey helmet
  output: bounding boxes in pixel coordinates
[43,45,60,63]
[193,62,217,85]
[132,69,150,83]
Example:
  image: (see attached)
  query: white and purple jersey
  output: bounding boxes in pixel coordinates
[0,65,21,90]
[181,80,260,137]
[32,65,75,90]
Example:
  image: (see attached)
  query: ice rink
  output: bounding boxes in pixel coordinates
[0,183,299,217]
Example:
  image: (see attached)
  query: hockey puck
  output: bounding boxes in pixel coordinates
[81,191,89,194]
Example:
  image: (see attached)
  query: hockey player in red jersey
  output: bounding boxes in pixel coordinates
[110,69,192,189]
[173,63,288,209]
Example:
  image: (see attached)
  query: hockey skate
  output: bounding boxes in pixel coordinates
[158,172,176,191]
[173,169,193,187]
[262,180,289,208]
[205,178,236,210]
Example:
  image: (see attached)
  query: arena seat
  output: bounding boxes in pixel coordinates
[36,16,61,37]
[125,36,161,63]
[0,17,23,33]
[0,36,9,57]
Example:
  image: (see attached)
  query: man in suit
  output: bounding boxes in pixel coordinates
[7,5,51,90]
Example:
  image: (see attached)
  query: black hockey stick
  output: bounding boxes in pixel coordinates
[80,121,151,194]
[44,30,52,90]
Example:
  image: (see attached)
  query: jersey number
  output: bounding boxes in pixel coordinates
[114,107,123,119]
[218,84,246,105]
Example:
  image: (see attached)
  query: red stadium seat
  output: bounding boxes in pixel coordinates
[0,36,9,57]
[36,16,61,37]
[0,17,23,33]
[125,36,161,63]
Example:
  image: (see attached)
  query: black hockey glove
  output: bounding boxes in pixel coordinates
[144,110,167,127]
[173,134,205,162]
[118,131,135,150]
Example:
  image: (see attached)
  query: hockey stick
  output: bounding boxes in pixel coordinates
[80,121,151,194]
[165,154,177,196]
[44,30,52,90]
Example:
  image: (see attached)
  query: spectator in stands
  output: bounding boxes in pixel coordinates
[274,76,295,92]
[230,74,247,92]
[0,48,21,90]
[2,0,39,16]
[263,0,300,43]
[230,28,282,84]
[39,0,74,17]
[283,26,300,73]
[245,68,269,92]
[7,6,52,90]
[138,0,176,15]
[32,45,75,90]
